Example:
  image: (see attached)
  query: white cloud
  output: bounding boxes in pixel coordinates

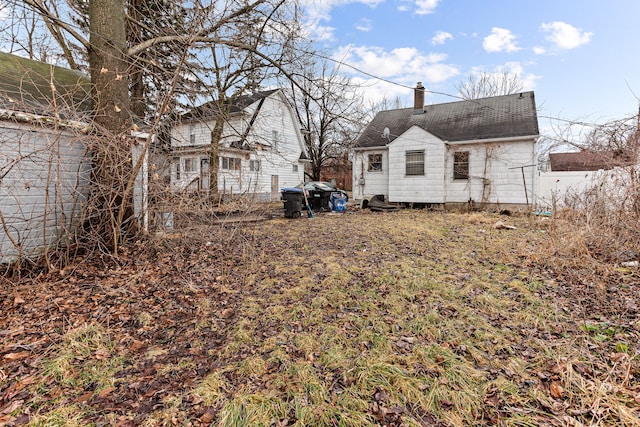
[414,0,440,15]
[355,18,372,32]
[300,0,384,41]
[313,25,336,42]
[540,21,592,50]
[332,45,459,106]
[466,62,541,92]
[533,46,546,55]
[483,27,520,53]
[396,0,439,15]
[432,31,453,45]
[334,45,458,84]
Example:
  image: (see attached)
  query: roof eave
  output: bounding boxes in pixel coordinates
[444,134,540,145]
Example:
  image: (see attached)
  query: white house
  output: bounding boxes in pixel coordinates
[170,89,308,201]
[352,83,540,209]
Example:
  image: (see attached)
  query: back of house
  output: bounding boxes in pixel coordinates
[352,84,539,209]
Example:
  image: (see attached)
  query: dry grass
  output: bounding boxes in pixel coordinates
[2,209,639,426]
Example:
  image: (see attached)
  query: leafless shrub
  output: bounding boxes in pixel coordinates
[551,166,640,263]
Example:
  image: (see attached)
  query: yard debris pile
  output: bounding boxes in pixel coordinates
[1,212,639,426]
[365,194,400,212]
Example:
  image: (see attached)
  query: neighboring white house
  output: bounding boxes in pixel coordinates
[170,89,308,201]
[352,83,540,209]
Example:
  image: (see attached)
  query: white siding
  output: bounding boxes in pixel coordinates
[535,166,639,210]
[169,91,306,198]
[352,150,389,200]
[1,121,91,263]
[447,140,535,205]
[351,133,537,206]
[388,127,445,203]
[443,141,535,205]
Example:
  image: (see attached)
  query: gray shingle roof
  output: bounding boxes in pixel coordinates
[355,91,539,148]
[0,52,92,118]
[181,89,281,121]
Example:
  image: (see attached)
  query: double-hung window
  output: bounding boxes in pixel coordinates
[405,150,425,176]
[249,159,261,171]
[453,151,469,180]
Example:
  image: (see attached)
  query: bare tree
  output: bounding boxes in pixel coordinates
[14,0,306,253]
[456,69,524,100]
[287,56,366,181]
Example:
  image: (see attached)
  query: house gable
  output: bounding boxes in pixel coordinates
[169,89,306,197]
[387,126,446,203]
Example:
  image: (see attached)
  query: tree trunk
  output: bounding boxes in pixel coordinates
[87,0,133,252]
[89,0,130,132]
[209,115,224,198]
[127,0,146,119]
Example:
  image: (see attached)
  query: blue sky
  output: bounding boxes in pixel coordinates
[303,0,640,130]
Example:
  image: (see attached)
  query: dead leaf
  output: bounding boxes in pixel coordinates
[3,351,30,361]
[94,348,111,360]
[220,308,234,319]
[13,296,25,305]
[199,409,215,423]
[549,381,564,399]
[1,399,23,415]
[130,339,145,353]
[98,387,116,398]
[609,352,627,363]
[74,391,93,403]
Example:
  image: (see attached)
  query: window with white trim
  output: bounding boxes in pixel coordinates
[249,159,261,171]
[189,124,195,145]
[368,153,382,171]
[453,151,469,180]
[405,150,425,176]
[183,157,197,173]
[221,156,241,170]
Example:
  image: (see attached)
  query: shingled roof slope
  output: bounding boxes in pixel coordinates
[0,52,92,118]
[355,91,539,148]
[181,89,281,121]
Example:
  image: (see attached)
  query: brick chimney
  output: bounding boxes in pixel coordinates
[413,82,425,115]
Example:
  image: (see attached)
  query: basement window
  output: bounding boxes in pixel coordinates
[453,151,469,180]
[405,150,425,176]
[368,153,382,171]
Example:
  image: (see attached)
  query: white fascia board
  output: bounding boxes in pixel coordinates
[351,145,389,152]
[444,135,539,145]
